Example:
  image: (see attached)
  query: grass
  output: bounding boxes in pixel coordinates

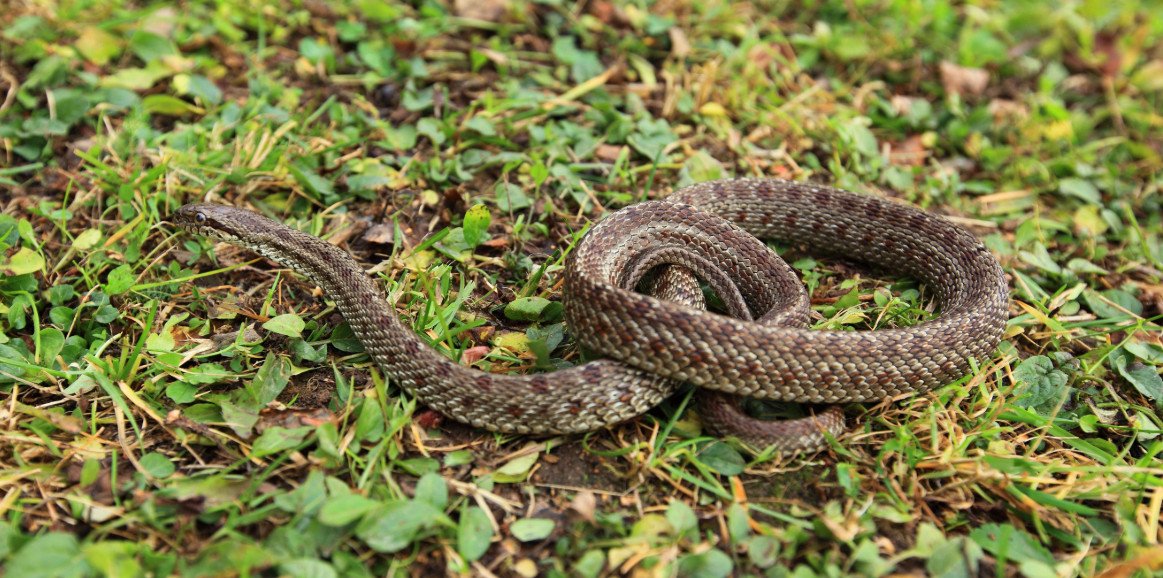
[1,0,1162,576]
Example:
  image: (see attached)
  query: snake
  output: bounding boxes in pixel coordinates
[169,179,1009,452]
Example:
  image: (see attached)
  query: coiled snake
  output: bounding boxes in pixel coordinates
[170,179,1008,451]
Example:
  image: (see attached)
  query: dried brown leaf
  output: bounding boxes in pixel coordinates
[939,61,989,96]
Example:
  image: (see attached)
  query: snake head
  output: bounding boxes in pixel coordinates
[168,204,252,243]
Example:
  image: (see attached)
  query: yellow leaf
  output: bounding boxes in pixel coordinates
[494,332,530,354]
[494,450,538,483]
[3,247,44,275]
[74,229,102,250]
[1073,205,1108,237]
[699,102,728,117]
[75,27,121,65]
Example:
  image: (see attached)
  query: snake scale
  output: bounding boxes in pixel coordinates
[170,179,1009,451]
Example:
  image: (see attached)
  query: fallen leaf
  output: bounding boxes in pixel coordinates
[460,345,490,365]
[889,135,928,167]
[454,0,508,21]
[988,99,1028,122]
[256,407,335,431]
[362,223,395,245]
[890,95,920,116]
[595,144,623,162]
[669,27,691,58]
[571,490,596,523]
[1094,30,1122,80]
[940,61,989,96]
[414,409,444,429]
[1096,546,1163,578]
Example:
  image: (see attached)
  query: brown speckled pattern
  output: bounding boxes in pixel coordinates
[171,178,1008,452]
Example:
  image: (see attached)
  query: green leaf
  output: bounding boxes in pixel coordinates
[100,63,173,90]
[94,304,119,323]
[416,118,446,146]
[129,30,178,61]
[22,117,70,136]
[414,472,448,510]
[356,500,449,553]
[630,514,673,539]
[510,518,554,542]
[249,353,291,405]
[627,117,677,161]
[290,338,326,363]
[289,163,335,201]
[356,40,390,74]
[251,426,312,458]
[347,174,392,194]
[504,296,553,322]
[6,532,89,578]
[675,549,733,578]
[1084,288,1143,319]
[318,494,380,526]
[682,150,725,183]
[926,536,982,578]
[1018,560,1059,578]
[166,380,197,404]
[330,323,364,353]
[353,398,385,443]
[379,124,418,151]
[272,471,326,514]
[575,550,605,578]
[184,362,229,385]
[665,500,698,538]
[833,34,871,61]
[145,329,175,353]
[462,204,491,248]
[1066,257,1107,275]
[1111,348,1163,402]
[443,450,474,468]
[551,36,603,82]
[142,94,202,116]
[280,559,337,578]
[139,452,176,478]
[46,285,75,306]
[494,450,539,483]
[3,246,45,275]
[838,122,879,157]
[464,116,496,136]
[495,182,531,212]
[746,535,780,568]
[697,441,745,476]
[299,37,334,65]
[104,264,135,295]
[263,313,306,338]
[173,74,223,105]
[38,327,64,366]
[726,502,750,543]
[82,541,142,578]
[1125,341,1163,364]
[457,506,493,562]
[1012,355,1074,415]
[530,161,549,187]
[1018,244,1062,276]
[969,523,1054,566]
[1058,178,1101,204]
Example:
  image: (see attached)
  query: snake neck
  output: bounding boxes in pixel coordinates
[235,227,460,390]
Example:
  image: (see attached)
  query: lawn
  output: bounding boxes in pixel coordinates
[1,0,1162,576]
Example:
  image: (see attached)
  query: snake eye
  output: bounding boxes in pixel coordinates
[195,212,207,223]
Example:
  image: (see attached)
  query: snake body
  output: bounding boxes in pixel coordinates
[171,179,1008,451]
